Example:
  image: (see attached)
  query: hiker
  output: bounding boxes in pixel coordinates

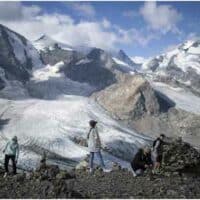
[151,134,166,172]
[130,147,153,177]
[3,136,19,177]
[87,120,109,173]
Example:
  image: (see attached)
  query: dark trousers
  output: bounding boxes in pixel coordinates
[4,155,17,174]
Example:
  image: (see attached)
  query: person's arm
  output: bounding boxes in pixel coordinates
[154,140,160,150]
[96,128,102,147]
[15,144,19,162]
[87,128,92,139]
[3,141,9,153]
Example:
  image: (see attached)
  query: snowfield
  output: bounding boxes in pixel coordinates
[0,96,150,171]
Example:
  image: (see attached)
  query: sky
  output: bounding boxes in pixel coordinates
[0,1,200,58]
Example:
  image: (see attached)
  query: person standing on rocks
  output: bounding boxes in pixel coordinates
[151,134,166,173]
[130,147,153,177]
[3,136,19,177]
[87,120,110,173]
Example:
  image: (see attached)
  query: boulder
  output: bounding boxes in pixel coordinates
[112,162,122,171]
[75,160,88,171]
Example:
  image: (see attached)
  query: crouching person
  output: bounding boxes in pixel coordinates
[3,136,19,177]
[130,147,152,177]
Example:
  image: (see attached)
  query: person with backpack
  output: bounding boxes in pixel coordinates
[130,146,153,177]
[87,120,110,173]
[151,134,166,172]
[3,136,19,177]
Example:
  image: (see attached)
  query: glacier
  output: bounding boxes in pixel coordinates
[0,61,151,171]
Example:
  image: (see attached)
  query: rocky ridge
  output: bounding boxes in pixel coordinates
[0,139,200,198]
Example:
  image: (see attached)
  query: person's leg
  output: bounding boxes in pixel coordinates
[4,155,9,173]
[97,151,105,168]
[89,152,94,171]
[130,163,137,177]
[11,155,16,175]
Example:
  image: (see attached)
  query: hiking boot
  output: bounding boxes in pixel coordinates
[103,168,111,173]
[89,168,94,174]
[3,172,8,178]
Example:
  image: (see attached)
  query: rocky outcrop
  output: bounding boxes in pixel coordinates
[93,74,173,120]
[0,164,83,198]
[40,47,83,66]
[161,138,200,173]
[1,139,200,198]
[63,48,117,89]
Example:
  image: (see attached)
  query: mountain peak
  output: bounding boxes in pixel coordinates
[34,34,73,51]
[116,49,138,68]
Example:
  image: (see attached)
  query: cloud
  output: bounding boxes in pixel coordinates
[140,2,182,34]
[116,26,158,46]
[187,32,200,41]
[0,2,23,21]
[101,18,111,29]
[0,2,157,51]
[0,2,41,21]
[123,10,138,18]
[69,3,96,18]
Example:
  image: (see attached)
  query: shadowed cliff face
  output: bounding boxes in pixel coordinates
[0,24,42,83]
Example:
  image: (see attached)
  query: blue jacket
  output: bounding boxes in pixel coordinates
[4,140,19,160]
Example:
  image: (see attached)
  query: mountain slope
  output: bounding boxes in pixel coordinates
[142,39,200,95]
[0,24,42,84]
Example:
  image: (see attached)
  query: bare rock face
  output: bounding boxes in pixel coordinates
[93,74,161,120]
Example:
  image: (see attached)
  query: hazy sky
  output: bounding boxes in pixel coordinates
[0,1,200,58]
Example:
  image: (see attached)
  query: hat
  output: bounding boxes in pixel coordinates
[89,120,98,127]
[12,136,18,141]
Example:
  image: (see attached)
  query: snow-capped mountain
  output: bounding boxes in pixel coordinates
[34,36,136,89]
[34,35,137,75]
[116,49,139,68]
[0,24,151,171]
[0,24,42,85]
[34,34,74,52]
[142,39,200,95]
[1,24,200,171]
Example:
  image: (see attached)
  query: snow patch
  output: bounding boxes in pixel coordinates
[34,35,73,52]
